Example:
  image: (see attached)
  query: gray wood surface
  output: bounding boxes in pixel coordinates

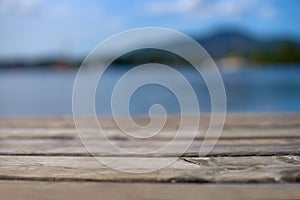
[0,155,299,182]
[0,181,299,200]
[0,138,298,156]
[0,114,299,199]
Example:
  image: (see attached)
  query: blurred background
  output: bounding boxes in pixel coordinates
[0,0,300,116]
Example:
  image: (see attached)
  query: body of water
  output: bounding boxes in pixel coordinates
[0,65,299,116]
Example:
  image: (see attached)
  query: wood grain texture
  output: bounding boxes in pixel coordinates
[0,138,298,156]
[0,181,299,200]
[0,127,300,140]
[0,155,299,183]
[0,114,299,199]
[1,113,300,129]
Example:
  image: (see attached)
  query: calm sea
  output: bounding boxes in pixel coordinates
[0,65,299,116]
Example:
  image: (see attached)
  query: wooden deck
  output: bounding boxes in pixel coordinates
[0,114,299,199]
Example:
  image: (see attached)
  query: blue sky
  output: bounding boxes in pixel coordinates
[0,0,300,59]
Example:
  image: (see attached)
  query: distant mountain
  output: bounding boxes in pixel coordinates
[1,29,300,68]
[195,30,257,59]
[194,29,300,63]
[111,29,300,66]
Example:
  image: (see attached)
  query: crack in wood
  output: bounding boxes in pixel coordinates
[0,151,299,157]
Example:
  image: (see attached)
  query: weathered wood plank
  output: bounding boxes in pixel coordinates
[0,156,299,183]
[0,138,298,156]
[0,114,299,197]
[1,114,300,129]
[0,127,299,140]
[0,181,299,200]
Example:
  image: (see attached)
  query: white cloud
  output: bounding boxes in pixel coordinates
[0,0,126,58]
[0,0,42,17]
[257,5,277,20]
[0,0,107,20]
[143,0,277,20]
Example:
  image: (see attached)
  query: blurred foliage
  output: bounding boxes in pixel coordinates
[252,41,300,64]
[111,49,192,66]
